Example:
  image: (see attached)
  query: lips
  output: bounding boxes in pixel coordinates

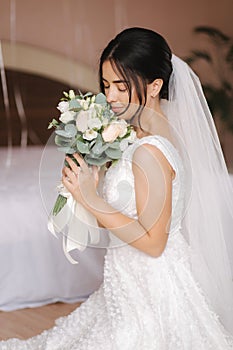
[111,105,125,114]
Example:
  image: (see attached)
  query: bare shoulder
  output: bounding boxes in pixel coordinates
[132,142,175,180]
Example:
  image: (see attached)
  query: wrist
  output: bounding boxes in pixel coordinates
[80,189,100,212]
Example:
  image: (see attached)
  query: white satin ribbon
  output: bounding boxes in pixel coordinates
[48,186,99,264]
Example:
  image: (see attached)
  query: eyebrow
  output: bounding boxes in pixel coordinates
[102,78,128,84]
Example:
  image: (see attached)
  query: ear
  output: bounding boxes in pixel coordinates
[148,79,163,98]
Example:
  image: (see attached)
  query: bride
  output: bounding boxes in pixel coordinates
[1,27,233,349]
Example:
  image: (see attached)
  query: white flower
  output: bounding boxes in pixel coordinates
[83,101,89,110]
[127,129,137,142]
[91,95,96,103]
[57,183,71,199]
[79,97,90,111]
[76,110,89,132]
[102,123,122,143]
[59,111,76,124]
[120,139,129,151]
[83,129,98,140]
[88,117,102,130]
[57,101,69,113]
[69,90,75,99]
[88,106,97,119]
[117,119,128,137]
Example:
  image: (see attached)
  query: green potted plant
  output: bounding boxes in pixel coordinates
[185,26,233,161]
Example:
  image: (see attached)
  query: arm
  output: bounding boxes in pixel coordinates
[63,144,175,258]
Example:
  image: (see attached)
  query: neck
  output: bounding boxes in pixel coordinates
[135,99,171,140]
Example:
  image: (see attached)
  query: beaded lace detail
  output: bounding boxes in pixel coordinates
[1,135,232,349]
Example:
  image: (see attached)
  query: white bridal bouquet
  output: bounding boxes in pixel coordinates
[48,89,136,216]
[47,90,136,263]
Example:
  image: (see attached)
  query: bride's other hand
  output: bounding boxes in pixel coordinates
[62,153,99,207]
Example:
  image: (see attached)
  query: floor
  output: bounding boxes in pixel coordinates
[0,302,82,341]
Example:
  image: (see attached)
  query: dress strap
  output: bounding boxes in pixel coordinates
[126,135,181,178]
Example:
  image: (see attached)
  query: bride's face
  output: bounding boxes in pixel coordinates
[101,60,140,120]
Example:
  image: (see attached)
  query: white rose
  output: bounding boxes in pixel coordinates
[88,106,97,118]
[102,123,122,143]
[59,111,76,124]
[57,101,69,113]
[127,129,137,142]
[120,139,129,151]
[76,110,89,132]
[88,117,102,130]
[117,119,128,137]
[83,129,98,141]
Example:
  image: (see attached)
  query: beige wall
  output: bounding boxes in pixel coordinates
[0,0,233,168]
[0,0,232,69]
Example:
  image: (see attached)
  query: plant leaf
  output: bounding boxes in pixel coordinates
[76,141,90,154]
[54,135,74,147]
[191,50,212,62]
[84,154,110,166]
[108,141,120,149]
[105,147,122,159]
[194,26,230,43]
[69,99,81,109]
[55,129,75,138]
[57,146,75,154]
[52,194,67,216]
[64,124,77,137]
[95,93,107,105]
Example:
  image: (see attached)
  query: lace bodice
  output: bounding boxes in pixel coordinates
[103,135,186,247]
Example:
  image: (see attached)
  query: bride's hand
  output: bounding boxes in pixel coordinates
[62,153,99,207]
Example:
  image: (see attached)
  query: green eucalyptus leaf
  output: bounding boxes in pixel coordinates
[105,147,122,159]
[57,146,75,154]
[91,142,109,156]
[76,141,90,154]
[55,135,74,147]
[95,93,107,105]
[85,154,110,166]
[64,124,77,137]
[55,129,73,138]
[108,141,120,149]
[69,99,81,109]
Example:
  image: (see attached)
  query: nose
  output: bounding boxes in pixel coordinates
[105,86,118,104]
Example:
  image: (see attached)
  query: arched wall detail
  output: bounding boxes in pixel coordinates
[1,40,99,93]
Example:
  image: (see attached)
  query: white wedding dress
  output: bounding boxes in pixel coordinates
[1,135,233,349]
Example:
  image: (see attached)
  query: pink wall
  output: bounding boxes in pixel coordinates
[0,0,232,68]
[0,0,233,169]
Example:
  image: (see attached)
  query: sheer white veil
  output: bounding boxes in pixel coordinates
[161,54,233,335]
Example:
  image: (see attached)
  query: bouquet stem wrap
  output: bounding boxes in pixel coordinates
[48,190,99,264]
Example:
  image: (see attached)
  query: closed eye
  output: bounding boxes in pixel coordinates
[118,86,127,92]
